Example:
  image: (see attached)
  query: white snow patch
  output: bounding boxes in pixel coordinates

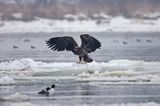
[0,16,160,33]
[64,13,89,20]
[11,102,36,106]
[1,58,160,83]
[12,13,23,19]
[143,12,160,18]
[0,58,34,71]
[2,92,30,102]
[9,102,160,106]
[94,12,111,18]
[0,75,16,85]
[107,59,144,71]
[77,71,151,83]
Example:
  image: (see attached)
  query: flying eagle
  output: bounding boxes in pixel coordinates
[46,34,101,63]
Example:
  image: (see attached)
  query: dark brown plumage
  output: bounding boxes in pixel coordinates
[46,34,101,63]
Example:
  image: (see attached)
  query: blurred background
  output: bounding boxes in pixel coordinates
[0,0,160,21]
[0,0,160,62]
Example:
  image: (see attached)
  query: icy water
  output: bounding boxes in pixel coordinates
[0,32,160,62]
[0,32,160,106]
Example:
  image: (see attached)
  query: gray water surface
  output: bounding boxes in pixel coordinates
[0,32,160,105]
[1,81,160,106]
[0,32,160,62]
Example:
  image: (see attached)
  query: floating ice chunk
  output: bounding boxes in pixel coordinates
[77,69,152,83]
[102,70,135,77]
[11,102,37,106]
[78,72,90,78]
[0,76,16,85]
[107,59,144,71]
[9,102,160,106]
[114,102,160,106]
[2,92,30,102]
[1,58,160,83]
[0,58,36,71]
[12,13,23,19]
[150,75,160,83]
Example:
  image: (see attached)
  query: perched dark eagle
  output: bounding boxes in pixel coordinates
[46,34,101,63]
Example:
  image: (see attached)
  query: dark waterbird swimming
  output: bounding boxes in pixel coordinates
[46,34,101,63]
[38,84,56,96]
[38,87,50,96]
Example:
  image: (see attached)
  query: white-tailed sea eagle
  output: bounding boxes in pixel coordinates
[46,34,101,63]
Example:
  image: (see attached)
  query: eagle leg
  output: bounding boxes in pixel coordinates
[79,56,82,62]
[77,56,86,64]
[77,56,82,63]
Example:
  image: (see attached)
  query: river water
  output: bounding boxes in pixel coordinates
[0,32,160,106]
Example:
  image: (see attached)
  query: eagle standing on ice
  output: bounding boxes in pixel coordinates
[46,34,101,63]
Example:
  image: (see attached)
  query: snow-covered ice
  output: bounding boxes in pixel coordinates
[0,58,32,71]
[1,58,160,84]
[0,15,160,33]
[0,76,16,85]
[0,58,160,105]
[11,102,36,106]
[2,92,30,102]
[8,102,160,106]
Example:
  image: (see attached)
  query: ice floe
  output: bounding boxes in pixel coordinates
[0,75,16,85]
[0,58,33,71]
[11,102,36,106]
[0,58,160,84]
[8,102,160,106]
[2,92,30,102]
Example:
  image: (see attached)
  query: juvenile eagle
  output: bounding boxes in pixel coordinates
[46,34,101,63]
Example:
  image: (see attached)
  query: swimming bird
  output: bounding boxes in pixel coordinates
[122,41,128,45]
[24,39,30,42]
[38,84,56,96]
[31,45,36,49]
[136,39,141,42]
[146,39,152,43]
[46,34,101,63]
[38,87,50,96]
[48,84,56,95]
[13,45,18,49]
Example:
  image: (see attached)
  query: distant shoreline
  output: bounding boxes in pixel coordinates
[0,16,160,33]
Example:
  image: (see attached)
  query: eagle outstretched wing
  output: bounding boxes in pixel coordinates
[46,36,78,54]
[80,34,101,53]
